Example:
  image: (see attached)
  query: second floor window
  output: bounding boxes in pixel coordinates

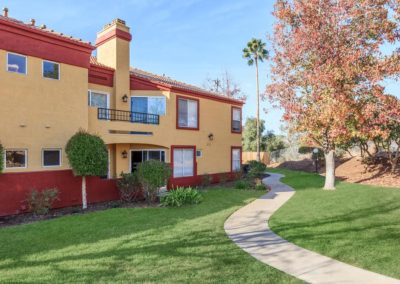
[177,97,198,129]
[88,91,109,109]
[131,96,166,115]
[7,53,27,74]
[43,61,60,80]
[232,107,242,133]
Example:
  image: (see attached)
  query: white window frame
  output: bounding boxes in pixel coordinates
[232,107,242,132]
[5,149,28,169]
[88,90,110,109]
[232,148,241,172]
[6,52,27,75]
[42,60,60,80]
[173,148,195,178]
[177,97,199,129]
[129,149,166,173]
[42,148,62,168]
[130,96,167,115]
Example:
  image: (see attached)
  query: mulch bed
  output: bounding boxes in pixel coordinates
[0,200,158,228]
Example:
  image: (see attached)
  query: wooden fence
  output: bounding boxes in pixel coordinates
[242,152,270,165]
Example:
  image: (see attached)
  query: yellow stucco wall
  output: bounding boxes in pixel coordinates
[88,90,242,176]
[1,19,242,178]
[0,49,89,172]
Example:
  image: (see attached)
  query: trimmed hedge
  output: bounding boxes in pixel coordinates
[65,130,108,177]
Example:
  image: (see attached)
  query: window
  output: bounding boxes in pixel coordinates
[232,148,241,172]
[88,91,109,108]
[42,149,61,167]
[131,150,166,172]
[7,53,27,74]
[232,107,242,133]
[177,97,198,129]
[43,61,60,80]
[131,96,166,115]
[5,150,27,169]
[173,148,195,178]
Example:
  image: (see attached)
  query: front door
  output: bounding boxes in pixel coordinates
[130,150,166,172]
[131,151,143,172]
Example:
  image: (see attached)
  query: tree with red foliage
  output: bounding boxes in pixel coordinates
[267,0,400,189]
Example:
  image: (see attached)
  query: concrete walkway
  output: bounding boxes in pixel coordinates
[224,173,400,284]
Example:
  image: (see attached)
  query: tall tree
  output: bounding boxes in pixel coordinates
[243,39,269,162]
[268,0,399,189]
[243,117,267,152]
[203,70,247,101]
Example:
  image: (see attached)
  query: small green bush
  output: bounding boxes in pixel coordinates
[137,160,171,203]
[255,183,267,191]
[117,172,142,202]
[0,143,4,173]
[26,188,59,215]
[247,160,267,178]
[161,187,203,207]
[234,180,248,190]
[201,173,213,187]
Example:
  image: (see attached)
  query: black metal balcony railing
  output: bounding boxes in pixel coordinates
[98,108,160,125]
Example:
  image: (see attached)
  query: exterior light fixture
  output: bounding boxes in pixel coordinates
[122,150,128,159]
[313,148,319,173]
[208,133,214,141]
[122,94,128,103]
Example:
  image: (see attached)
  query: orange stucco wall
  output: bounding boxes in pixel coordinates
[0,49,89,172]
[0,18,242,179]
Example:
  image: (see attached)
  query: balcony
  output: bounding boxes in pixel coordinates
[98,108,159,125]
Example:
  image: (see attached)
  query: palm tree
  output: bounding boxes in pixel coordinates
[243,38,269,162]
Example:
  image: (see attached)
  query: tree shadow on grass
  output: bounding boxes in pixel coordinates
[0,189,289,283]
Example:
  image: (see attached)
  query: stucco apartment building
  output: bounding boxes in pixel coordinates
[0,9,243,216]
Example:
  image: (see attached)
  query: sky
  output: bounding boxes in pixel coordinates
[3,1,399,134]
[3,0,281,132]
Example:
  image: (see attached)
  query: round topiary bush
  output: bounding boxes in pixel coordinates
[66,130,108,209]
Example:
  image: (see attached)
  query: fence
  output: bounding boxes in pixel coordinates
[242,152,270,165]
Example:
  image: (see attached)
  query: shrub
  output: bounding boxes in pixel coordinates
[66,130,108,209]
[298,146,314,154]
[0,143,3,173]
[247,160,267,178]
[26,188,59,215]
[255,183,267,191]
[234,180,248,190]
[201,173,213,187]
[117,172,142,202]
[137,160,171,203]
[161,187,203,207]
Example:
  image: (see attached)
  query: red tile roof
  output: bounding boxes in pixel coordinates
[90,56,115,70]
[130,68,244,104]
[90,57,244,104]
[0,15,93,47]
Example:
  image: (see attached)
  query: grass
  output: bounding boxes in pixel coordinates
[0,188,300,284]
[268,168,400,279]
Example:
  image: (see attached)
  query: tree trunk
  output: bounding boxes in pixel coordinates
[82,176,87,209]
[255,58,261,162]
[323,150,336,190]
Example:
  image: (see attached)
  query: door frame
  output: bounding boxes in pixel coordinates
[129,149,167,173]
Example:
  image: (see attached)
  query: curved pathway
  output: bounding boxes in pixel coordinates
[224,173,400,284]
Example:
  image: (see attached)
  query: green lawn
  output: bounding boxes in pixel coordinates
[268,168,400,279]
[0,188,300,284]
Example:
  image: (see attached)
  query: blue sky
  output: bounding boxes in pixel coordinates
[4,0,280,132]
[4,1,398,134]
